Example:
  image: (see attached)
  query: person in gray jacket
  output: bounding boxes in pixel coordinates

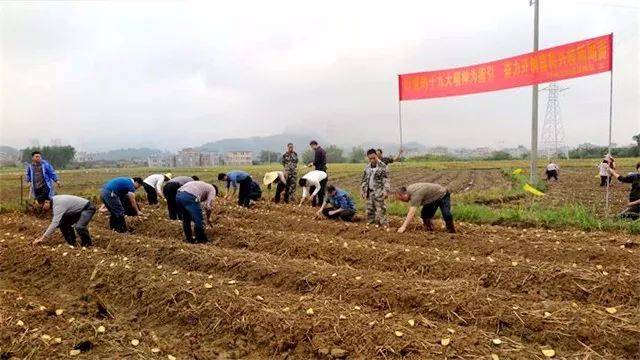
[32,195,96,247]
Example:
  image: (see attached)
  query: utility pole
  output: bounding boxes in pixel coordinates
[530,0,540,182]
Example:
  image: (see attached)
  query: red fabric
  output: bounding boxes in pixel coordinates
[399,34,612,101]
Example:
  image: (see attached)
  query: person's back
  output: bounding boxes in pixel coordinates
[104,177,135,194]
[407,183,447,207]
[332,189,355,212]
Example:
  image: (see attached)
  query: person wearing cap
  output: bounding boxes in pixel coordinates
[176,181,218,243]
[316,185,356,221]
[218,170,252,207]
[264,171,287,203]
[32,195,96,247]
[142,173,172,205]
[101,177,144,233]
[163,175,200,220]
[281,143,299,203]
[298,170,328,207]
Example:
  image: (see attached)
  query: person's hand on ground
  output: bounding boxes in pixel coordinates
[397,226,406,234]
[329,210,339,216]
[137,211,143,216]
[32,236,44,245]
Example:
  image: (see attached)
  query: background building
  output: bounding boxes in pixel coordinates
[224,151,253,165]
[147,148,222,167]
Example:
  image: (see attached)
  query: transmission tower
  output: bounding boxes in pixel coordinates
[539,83,568,159]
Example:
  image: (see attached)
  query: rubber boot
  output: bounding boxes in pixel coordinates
[445,219,456,233]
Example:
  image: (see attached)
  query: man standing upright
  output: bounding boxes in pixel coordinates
[361,149,390,227]
[281,143,299,203]
[25,151,60,203]
[307,140,327,173]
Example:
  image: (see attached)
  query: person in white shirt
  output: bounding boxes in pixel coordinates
[142,173,172,205]
[598,160,611,187]
[298,170,328,207]
[545,161,559,181]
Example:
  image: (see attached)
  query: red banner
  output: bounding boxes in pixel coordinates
[399,34,612,101]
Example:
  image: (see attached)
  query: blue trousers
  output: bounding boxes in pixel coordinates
[176,191,207,243]
[101,189,135,232]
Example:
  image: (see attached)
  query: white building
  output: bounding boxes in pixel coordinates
[224,151,252,165]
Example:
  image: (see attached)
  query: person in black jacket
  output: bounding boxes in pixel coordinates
[609,162,640,220]
[306,140,327,173]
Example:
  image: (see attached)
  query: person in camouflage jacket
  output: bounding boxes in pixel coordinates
[360,148,391,226]
[281,143,299,203]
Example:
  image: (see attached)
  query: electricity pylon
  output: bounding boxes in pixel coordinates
[539,83,568,159]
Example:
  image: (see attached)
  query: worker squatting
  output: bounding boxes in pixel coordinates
[27,145,640,246]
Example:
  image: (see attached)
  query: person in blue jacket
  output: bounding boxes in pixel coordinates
[101,177,144,232]
[218,170,253,207]
[25,151,60,203]
[316,185,356,221]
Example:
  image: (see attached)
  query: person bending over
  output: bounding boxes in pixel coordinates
[316,185,356,221]
[142,173,172,205]
[264,171,287,203]
[175,181,218,243]
[395,183,455,234]
[218,170,252,207]
[33,195,96,247]
[163,175,199,220]
[609,162,640,220]
[101,177,144,233]
[298,170,328,207]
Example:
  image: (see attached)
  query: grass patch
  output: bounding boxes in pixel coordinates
[453,203,640,234]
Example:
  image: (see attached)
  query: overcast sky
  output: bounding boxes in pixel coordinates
[1,0,638,152]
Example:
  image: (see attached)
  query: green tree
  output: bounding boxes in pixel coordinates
[349,146,366,163]
[325,145,346,163]
[301,149,314,164]
[486,150,512,161]
[21,145,76,169]
[258,150,280,164]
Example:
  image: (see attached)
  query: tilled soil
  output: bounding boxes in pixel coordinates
[1,201,639,359]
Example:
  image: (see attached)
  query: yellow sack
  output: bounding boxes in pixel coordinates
[512,168,524,175]
[523,183,545,196]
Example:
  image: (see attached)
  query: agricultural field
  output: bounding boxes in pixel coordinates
[1,160,639,359]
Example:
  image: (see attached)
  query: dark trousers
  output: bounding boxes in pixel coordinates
[310,178,328,207]
[618,204,640,221]
[176,191,207,243]
[237,177,253,207]
[322,207,355,221]
[101,189,136,233]
[163,182,181,220]
[34,184,50,203]
[546,170,558,181]
[421,192,453,222]
[59,203,96,246]
[248,181,262,202]
[274,181,286,203]
[143,182,158,204]
[600,176,611,187]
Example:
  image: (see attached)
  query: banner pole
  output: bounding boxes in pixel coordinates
[530,0,540,183]
[605,34,614,215]
[398,75,404,151]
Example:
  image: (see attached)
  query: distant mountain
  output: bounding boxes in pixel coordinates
[199,133,326,153]
[355,141,427,155]
[0,145,19,155]
[91,148,169,161]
